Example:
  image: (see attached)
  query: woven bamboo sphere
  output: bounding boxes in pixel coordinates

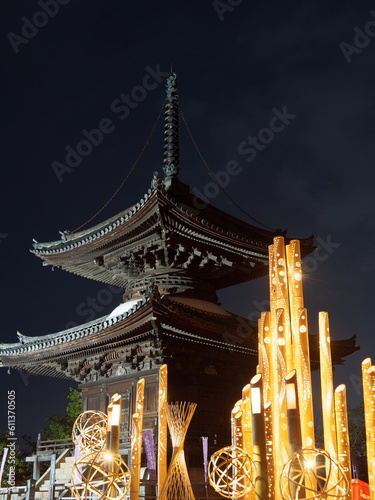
[280,448,348,500]
[70,449,131,500]
[208,446,255,499]
[72,410,108,453]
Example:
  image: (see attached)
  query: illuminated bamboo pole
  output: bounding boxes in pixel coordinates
[334,384,352,500]
[231,399,243,447]
[250,374,269,500]
[286,240,304,310]
[270,237,293,371]
[231,401,244,499]
[258,311,271,406]
[130,379,145,500]
[264,402,274,500]
[285,370,302,455]
[318,312,338,461]
[276,308,289,452]
[109,393,122,455]
[285,240,304,360]
[362,359,375,500]
[268,306,289,500]
[241,385,255,500]
[285,369,305,500]
[294,307,315,448]
[241,385,253,458]
[258,314,264,374]
[107,393,122,499]
[106,402,113,449]
[158,364,168,494]
[286,240,315,449]
[269,239,290,500]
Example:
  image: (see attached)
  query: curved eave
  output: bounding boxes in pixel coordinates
[31,183,315,270]
[309,334,360,369]
[164,181,315,251]
[0,298,359,378]
[31,187,159,258]
[0,298,150,364]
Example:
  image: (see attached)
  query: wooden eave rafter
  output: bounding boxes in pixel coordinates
[0,294,359,380]
[31,184,314,289]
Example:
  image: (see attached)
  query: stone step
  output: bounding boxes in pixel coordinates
[34,492,49,500]
[35,452,75,498]
[60,462,74,468]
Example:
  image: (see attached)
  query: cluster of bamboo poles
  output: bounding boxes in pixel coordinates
[225,237,374,500]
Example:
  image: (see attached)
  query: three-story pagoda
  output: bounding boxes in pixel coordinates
[0,74,358,463]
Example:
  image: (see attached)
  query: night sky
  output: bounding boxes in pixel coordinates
[1,1,375,447]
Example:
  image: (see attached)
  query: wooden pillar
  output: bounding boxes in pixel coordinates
[48,454,56,500]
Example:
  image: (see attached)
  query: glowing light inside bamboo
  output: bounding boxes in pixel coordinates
[334,384,352,500]
[130,378,145,500]
[362,359,375,500]
[241,385,255,500]
[286,239,314,450]
[158,364,168,492]
[259,311,271,406]
[318,311,338,462]
[251,373,269,500]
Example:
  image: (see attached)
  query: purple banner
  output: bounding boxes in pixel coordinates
[202,436,208,483]
[142,430,157,479]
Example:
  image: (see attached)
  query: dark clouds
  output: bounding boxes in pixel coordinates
[1,0,375,440]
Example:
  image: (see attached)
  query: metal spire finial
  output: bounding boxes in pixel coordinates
[163,72,180,180]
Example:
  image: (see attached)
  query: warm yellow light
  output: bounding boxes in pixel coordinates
[103,451,113,462]
[286,383,297,410]
[106,404,113,431]
[305,459,314,469]
[112,393,121,404]
[111,403,121,426]
[250,375,262,415]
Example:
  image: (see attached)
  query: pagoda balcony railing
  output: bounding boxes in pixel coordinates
[36,436,74,456]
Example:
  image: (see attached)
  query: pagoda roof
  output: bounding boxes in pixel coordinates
[0,296,257,380]
[0,294,358,381]
[31,179,315,291]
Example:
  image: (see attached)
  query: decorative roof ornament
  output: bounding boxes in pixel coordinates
[163,72,180,183]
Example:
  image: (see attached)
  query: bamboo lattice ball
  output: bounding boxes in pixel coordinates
[208,446,255,499]
[280,448,348,500]
[72,410,108,453]
[70,450,131,500]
